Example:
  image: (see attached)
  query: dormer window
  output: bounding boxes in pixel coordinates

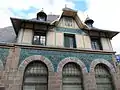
[38,16,46,21]
[65,17,72,27]
[37,9,47,21]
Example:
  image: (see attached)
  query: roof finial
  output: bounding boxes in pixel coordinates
[65,4,67,8]
[41,8,44,12]
[50,12,52,15]
[86,14,89,19]
[87,14,88,17]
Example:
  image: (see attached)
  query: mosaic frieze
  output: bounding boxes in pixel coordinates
[56,27,87,35]
[0,48,9,65]
[19,48,113,72]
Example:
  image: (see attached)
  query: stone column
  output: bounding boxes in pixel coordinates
[5,46,21,90]
[83,72,97,90]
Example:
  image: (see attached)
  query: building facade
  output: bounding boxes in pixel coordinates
[0,7,120,90]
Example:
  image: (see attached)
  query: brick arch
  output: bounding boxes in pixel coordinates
[0,60,3,70]
[18,55,54,72]
[90,59,115,73]
[57,57,88,73]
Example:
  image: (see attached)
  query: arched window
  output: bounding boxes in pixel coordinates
[62,62,84,90]
[95,64,114,90]
[22,61,48,90]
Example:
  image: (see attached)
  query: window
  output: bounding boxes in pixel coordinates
[62,63,84,90]
[91,37,102,50]
[33,32,46,45]
[38,17,46,21]
[65,17,72,27]
[22,61,48,90]
[64,34,76,48]
[95,64,114,90]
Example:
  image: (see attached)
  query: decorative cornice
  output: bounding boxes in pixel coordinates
[0,43,115,54]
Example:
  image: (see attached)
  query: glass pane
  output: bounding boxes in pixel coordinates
[40,36,46,45]
[65,17,72,27]
[33,34,46,45]
[38,17,45,21]
[64,36,70,47]
[25,76,47,83]
[23,85,35,90]
[33,36,40,45]
[95,64,114,90]
[64,34,76,48]
[63,85,83,90]
[69,37,74,48]
[36,85,47,90]
[63,63,83,90]
[23,61,48,90]
[91,38,101,50]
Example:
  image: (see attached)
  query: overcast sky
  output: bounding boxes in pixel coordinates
[0,0,120,54]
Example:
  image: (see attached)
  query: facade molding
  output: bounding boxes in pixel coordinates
[57,57,88,73]
[90,58,115,73]
[18,55,54,72]
[89,59,117,90]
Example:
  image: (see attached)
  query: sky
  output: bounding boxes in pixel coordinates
[0,0,120,54]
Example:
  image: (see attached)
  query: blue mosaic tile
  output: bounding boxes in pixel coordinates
[0,48,9,65]
[19,48,113,72]
[56,27,87,35]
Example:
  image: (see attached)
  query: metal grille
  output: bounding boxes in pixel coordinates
[63,63,83,90]
[95,64,114,90]
[23,61,48,90]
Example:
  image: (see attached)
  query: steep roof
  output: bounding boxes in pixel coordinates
[31,15,59,23]
[10,7,119,39]
[10,14,59,34]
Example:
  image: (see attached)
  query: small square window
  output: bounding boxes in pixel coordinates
[33,32,46,45]
[65,17,72,27]
[64,34,76,48]
[91,37,102,50]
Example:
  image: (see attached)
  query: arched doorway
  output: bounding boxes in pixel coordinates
[22,61,48,90]
[62,62,84,90]
[95,64,114,90]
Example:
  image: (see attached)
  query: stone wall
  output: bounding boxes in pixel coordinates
[0,44,119,90]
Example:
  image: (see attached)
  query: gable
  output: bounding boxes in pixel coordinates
[58,17,79,29]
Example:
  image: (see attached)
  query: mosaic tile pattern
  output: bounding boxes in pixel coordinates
[0,48,9,66]
[19,48,113,72]
[56,27,87,35]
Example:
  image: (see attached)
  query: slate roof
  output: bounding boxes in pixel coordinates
[0,15,59,43]
[10,14,59,34]
[30,15,59,23]
[0,9,119,43]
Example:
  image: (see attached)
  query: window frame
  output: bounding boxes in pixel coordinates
[95,64,114,90]
[64,17,73,27]
[64,33,76,48]
[91,37,102,50]
[62,62,84,90]
[32,32,46,45]
[22,61,48,90]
